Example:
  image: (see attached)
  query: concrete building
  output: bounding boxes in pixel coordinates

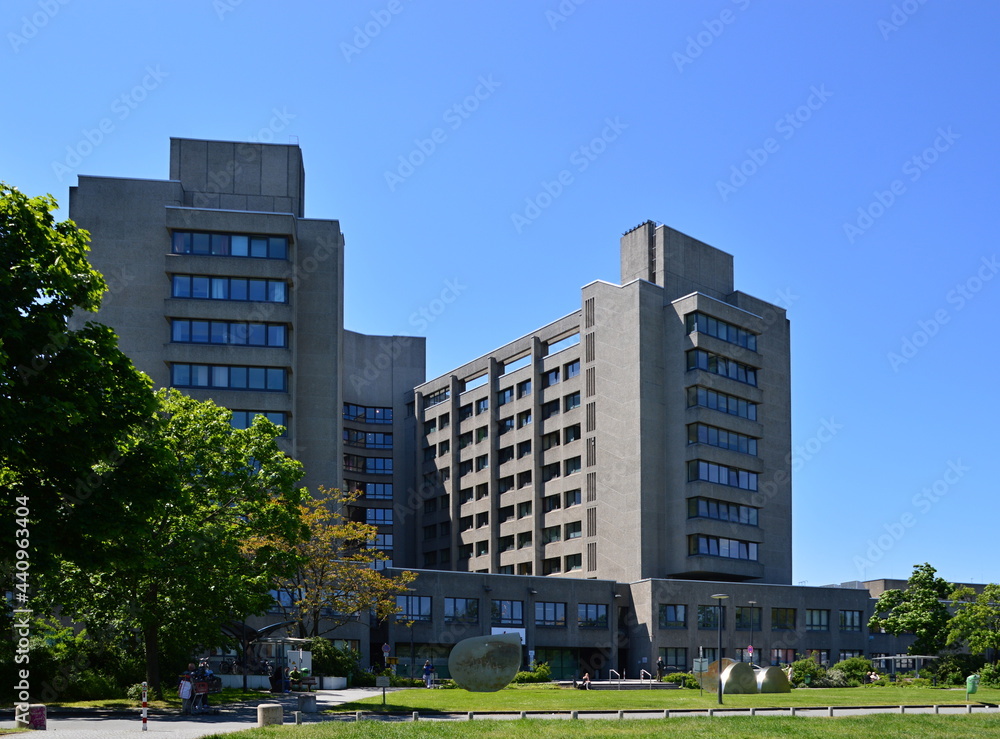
[412,221,791,585]
[69,138,425,567]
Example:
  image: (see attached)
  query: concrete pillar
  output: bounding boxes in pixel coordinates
[257,703,282,726]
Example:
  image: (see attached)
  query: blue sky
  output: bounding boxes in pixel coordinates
[4,0,998,589]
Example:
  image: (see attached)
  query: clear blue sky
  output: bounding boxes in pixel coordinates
[4,1,998,589]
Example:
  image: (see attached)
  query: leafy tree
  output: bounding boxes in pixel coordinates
[947,583,1000,662]
[868,563,954,655]
[0,183,155,579]
[266,487,416,638]
[50,389,306,697]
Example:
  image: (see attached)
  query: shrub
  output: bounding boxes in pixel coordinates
[790,658,827,687]
[925,654,985,686]
[979,663,1000,688]
[306,638,360,678]
[831,656,871,686]
[664,672,699,689]
[511,662,552,683]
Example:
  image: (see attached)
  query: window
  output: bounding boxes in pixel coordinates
[344,430,393,449]
[476,483,488,499]
[498,535,514,552]
[839,650,864,661]
[459,515,473,531]
[698,604,725,630]
[343,404,393,424]
[439,413,450,429]
[344,455,393,475]
[564,489,582,507]
[564,424,581,443]
[542,431,561,451]
[564,553,582,571]
[541,462,560,482]
[535,602,566,627]
[771,648,795,665]
[172,275,290,303]
[423,419,437,435]
[517,440,532,458]
[772,608,796,631]
[459,403,473,421]
[443,597,479,623]
[423,524,437,540]
[475,454,489,471]
[458,544,473,559]
[366,508,393,525]
[687,497,758,526]
[564,392,581,412]
[542,557,561,575]
[542,525,561,544]
[735,606,761,631]
[517,531,532,548]
[517,501,532,518]
[543,494,561,513]
[475,397,489,415]
[686,349,758,386]
[491,600,523,626]
[564,359,581,378]
[439,522,450,537]
[565,521,582,539]
[171,319,288,347]
[517,563,532,575]
[459,487,473,504]
[230,411,287,435]
[476,512,489,528]
[687,423,758,456]
[541,400,560,420]
[171,363,287,391]
[542,368,560,388]
[171,230,288,259]
[423,388,449,410]
[517,379,531,398]
[458,432,473,449]
[345,481,393,500]
[497,387,513,406]
[840,610,863,632]
[498,446,514,465]
[686,312,758,351]
[499,505,514,523]
[578,603,608,627]
[659,604,686,629]
[564,457,581,475]
[660,648,687,671]
[498,416,514,435]
[439,440,450,455]
[806,609,829,632]
[517,410,532,428]
[423,498,437,514]
[687,386,757,422]
[475,540,489,556]
[498,476,514,493]
[423,551,437,567]
[397,595,431,622]
[517,471,532,488]
[688,460,758,491]
[475,426,489,443]
[688,535,758,561]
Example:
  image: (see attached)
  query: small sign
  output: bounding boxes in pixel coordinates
[382,643,391,655]
[386,657,399,665]
[692,658,709,672]
[747,645,754,655]
[375,676,391,687]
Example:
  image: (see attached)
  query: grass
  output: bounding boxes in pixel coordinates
[196,714,1000,739]
[330,683,1000,713]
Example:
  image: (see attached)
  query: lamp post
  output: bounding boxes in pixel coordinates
[747,599,757,666]
[711,594,728,705]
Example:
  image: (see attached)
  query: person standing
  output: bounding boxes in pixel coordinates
[422,660,434,688]
[178,673,194,715]
[656,657,665,682]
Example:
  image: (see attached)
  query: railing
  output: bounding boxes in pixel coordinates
[640,669,653,686]
[609,669,623,689]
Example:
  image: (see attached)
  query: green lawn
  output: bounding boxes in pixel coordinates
[199,714,1000,739]
[330,683,1000,713]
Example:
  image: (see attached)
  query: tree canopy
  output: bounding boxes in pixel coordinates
[948,583,1000,660]
[868,562,954,656]
[266,487,416,638]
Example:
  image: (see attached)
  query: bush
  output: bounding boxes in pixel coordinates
[979,663,1000,688]
[831,656,872,686]
[511,662,552,683]
[790,658,827,687]
[664,672,699,689]
[926,654,985,686]
[306,638,360,678]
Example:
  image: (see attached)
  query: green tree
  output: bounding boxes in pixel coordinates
[265,487,416,638]
[51,389,307,697]
[868,563,954,656]
[947,583,1000,662]
[1,184,155,579]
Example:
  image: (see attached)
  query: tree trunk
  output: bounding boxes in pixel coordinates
[144,583,162,698]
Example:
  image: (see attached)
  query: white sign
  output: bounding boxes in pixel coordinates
[375,676,390,688]
[692,658,709,672]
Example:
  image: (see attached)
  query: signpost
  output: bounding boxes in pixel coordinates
[692,658,708,697]
[376,675,390,705]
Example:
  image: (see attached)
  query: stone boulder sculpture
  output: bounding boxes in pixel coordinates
[721,661,758,694]
[699,658,735,693]
[448,633,523,692]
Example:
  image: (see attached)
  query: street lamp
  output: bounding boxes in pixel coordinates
[747,600,757,666]
[711,594,728,705]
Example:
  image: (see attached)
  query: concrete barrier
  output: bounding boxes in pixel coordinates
[297,693,318,713]
[257,703,282,726]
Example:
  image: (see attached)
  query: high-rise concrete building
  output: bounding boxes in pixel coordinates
[413,221,791,585]
[69,139,425,567]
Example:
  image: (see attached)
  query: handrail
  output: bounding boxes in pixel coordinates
[640,669,652,685]
[609,669,622,689]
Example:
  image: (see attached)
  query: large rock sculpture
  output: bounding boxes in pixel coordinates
[758,665,792,693]
[698,658,735,693]
[448,633,523,692]
[721,661,758,694]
